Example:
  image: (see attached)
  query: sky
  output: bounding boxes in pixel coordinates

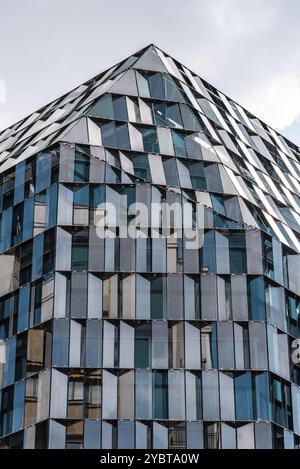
[0,0,300,145]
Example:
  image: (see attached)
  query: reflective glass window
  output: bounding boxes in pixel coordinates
[22,197,34,241]
[101,122,130,150]
[84,421,101,449]
[151,276,166,319]
[14,161,25,205]
[201,230,216,272]
[254,372,271,420]
[148,73,165,100]
[72,228,89,270]
[112,95,128,121]
[202,371,220,420]
[118,421,134,449]
[229,233,247,273]
[36,153,52,193]
[234,373,253,421]
[89,94,113,119]
[201,323,218,369]
[135,323,151,368]
[248,276,266,320]
[74,150,89,183]
[140,126,159,153]
[172,130,187,157]
[153,371,168,419]
[52,319,69,367]
[85,320,102,367]
[17,285,30,332]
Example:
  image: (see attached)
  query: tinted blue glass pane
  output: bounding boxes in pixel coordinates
[32,233,44,280]
[118,421,134,449]
[172,130,187,157]
[148,73,165,100]
[211,195,226,215]
[115,123,130,150]
[74,151,89,183]
[20,242,33,285]
[89,94,113,119]
[185,135,202,159]
[3,336,16,387]
[235,373,253,420]
[113,96,128,121]
[287,295,300,337]
[34,281,42,325]
[180,105,202,131]
[0,387,13,437]
[132,154,151,181]
[73,185,89,209]
[36,153,52,193]
[248,277,266,320]
[90,185,105,208]
[84,421,101,449]
[205,164,222,192]
[153,372,168,419]
[0,297,11,340]
[168,103,182,127]
[140,127,159,153]
[14,162,25,205]
[2,173,14,210]
[151,277,165,319]
[72,229,89,270]
[229,233,247,273]
[11,205,23,246]
[255,372,271,420]
[153,103,182,128]
[102,122,117,147]
[0,208,12,252]
[102,122,130,149]
[153,102,167,126]
[202,231,216,272]
[43,231,55,274]
[105,165,121,184]
[12,380,25,433]
[52,319,69,366]
[262,237,274,278]
[17,285,30,332]
[211,323,218,369]
[85,321,102,367]
[272,378,285,426]
[163,75,184,101]
[48,185,57,227]
[188,162,206,190]
[135,338,150,368]
[22,197,34,241]
[135,323,151,368]
[163,158,179,186]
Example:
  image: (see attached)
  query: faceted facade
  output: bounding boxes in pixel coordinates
[0,44,300,449]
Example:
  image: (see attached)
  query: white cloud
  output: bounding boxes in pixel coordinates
[0,79,6,104]
[241,74,300,130]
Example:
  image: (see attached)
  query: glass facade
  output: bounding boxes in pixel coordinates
[0,44,300,449]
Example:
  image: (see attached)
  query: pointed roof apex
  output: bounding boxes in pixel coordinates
[132,45,169,73]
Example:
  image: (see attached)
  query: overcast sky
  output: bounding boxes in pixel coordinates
[0,0,300,144]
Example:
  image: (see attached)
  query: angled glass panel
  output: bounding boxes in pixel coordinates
[254,372,271,420]
[89,94,113,119]
[153,371,168,419]
[136,370,152,420]
[235,373,253,421]
[36,153,52,193]
[112,95,128,121]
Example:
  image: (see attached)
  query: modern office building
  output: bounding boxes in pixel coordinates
[0,44,300,449]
